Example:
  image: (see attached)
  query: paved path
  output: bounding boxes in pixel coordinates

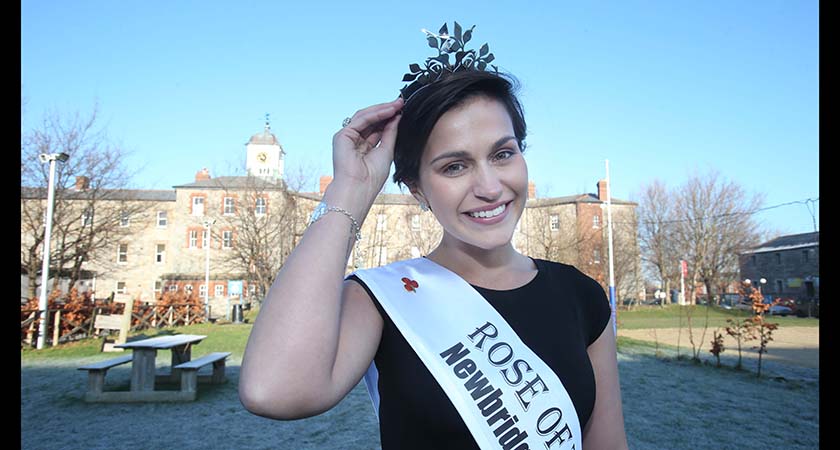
[618,326,818,369]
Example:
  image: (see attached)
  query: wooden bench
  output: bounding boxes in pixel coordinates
[173,352,231,396]
[93,295,134,352]
[77,355,133,402]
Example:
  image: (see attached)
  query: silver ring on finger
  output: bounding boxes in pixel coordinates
[342,117,352,127]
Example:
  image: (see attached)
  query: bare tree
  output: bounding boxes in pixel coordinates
[21,105,141,298]
[635,180,681,304]
[609,210,643,308]
[674,171,764,304]
[520,207,583,265]
[208,176,309,301]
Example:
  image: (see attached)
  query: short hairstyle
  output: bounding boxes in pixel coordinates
[392,70,527,188]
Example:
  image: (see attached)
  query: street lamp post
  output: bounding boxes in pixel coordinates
[36,152,69,349]
[203,218,216,321]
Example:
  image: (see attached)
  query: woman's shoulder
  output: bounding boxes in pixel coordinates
[533,258,592,282]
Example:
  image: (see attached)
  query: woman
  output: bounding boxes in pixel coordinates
[240,24,628,450]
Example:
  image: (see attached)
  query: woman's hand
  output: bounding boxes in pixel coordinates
[331,98,403,196]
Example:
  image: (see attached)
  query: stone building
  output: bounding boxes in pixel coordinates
[21,124,642,314]
[738,231,819,301]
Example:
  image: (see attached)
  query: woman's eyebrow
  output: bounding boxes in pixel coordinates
[428,136,517,166]
[429,150,470,165]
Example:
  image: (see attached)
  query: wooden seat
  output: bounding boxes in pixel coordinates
[93,295,134,352]
[77,355,133,401]
[173,352,231,395]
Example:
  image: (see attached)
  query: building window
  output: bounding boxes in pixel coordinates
[215,284,225,297]
[411,214,421,231]
[222,230,233,249]
[156,244,166,263]
[199,284,207,298]
[82,207,94,226]
[117,244,128,263]
[120,211,130,227]
[192,196,205,216]
[776,253,781,264]
[377,214,387,231]
[776,279,783,294]
[203,229,209,248]
[751,255,756,265]
[116,281,127,294]
[411,246,421,258]
[157,211,167,227]
[154,281,162,293]
[550,214,560,231]
[168,284,177,293]
[185,284,194,295]
[189,230,198,249]
[255,197,267,215]
[594,249,601,264]
[592,215,600,228]
[802,250,809,263]
[224,197,235,215]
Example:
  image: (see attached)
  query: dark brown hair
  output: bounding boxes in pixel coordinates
[392,70,527,188]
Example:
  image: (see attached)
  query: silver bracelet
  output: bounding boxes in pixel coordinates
[309,201,363,243]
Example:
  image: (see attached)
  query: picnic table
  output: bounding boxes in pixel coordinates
[78,334,229,402]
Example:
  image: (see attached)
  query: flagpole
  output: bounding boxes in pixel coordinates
[605,160,616,337]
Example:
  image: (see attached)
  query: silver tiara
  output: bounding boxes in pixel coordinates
[400,21,499,102]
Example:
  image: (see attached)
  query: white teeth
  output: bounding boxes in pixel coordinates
[468,203,506,219]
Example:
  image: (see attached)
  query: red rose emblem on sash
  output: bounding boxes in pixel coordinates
[401,277,419,293]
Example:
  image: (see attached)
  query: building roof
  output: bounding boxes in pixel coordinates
[742,231,820,254]
[526,193,636,207]
[248,129,282,147]
[173,176,287,190]
[21,187,176,202]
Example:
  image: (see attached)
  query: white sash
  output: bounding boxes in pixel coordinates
[350,257,581,450]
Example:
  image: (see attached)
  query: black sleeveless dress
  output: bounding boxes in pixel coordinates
[348,258,612,450]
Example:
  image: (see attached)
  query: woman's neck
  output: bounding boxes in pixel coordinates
[426,234,531,284]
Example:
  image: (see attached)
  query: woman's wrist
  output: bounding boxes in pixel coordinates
[321,178,378,224]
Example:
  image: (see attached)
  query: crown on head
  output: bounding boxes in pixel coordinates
[400,21,499,102]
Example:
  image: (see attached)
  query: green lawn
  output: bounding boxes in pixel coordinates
[615,304,819,330]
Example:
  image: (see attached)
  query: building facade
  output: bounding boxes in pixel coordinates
[21,126,642,313]
[738,231,819,302]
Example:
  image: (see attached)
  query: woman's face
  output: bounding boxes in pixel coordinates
[411,95,528,252]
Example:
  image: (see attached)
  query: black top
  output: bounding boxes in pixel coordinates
[348,258,612,450]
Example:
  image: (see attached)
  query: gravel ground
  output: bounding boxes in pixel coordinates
[22,344,818,449]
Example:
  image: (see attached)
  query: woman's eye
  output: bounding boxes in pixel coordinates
[494,150,514,161]
[443,163,465,174]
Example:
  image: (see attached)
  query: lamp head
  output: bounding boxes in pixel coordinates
[38,154,49,163]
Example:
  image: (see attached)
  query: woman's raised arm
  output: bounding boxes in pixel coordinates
[239,98,402,419]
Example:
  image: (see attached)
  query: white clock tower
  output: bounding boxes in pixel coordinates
[246,114,285,181]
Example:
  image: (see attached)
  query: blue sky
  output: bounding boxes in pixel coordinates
[21,0,819,237]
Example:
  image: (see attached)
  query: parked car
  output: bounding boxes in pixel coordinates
[768,304,793,316]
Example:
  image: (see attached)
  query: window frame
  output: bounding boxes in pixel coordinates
[117,243,128,263]
[155,244,166,263]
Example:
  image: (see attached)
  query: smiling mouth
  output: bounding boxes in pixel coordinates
[465,202,509,219]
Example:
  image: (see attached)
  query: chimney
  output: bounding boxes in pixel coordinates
[597,179,608,202]
[528,180,536,200]
[195,168,211,182]
[319,175,333,195]
[74,176,90,191]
